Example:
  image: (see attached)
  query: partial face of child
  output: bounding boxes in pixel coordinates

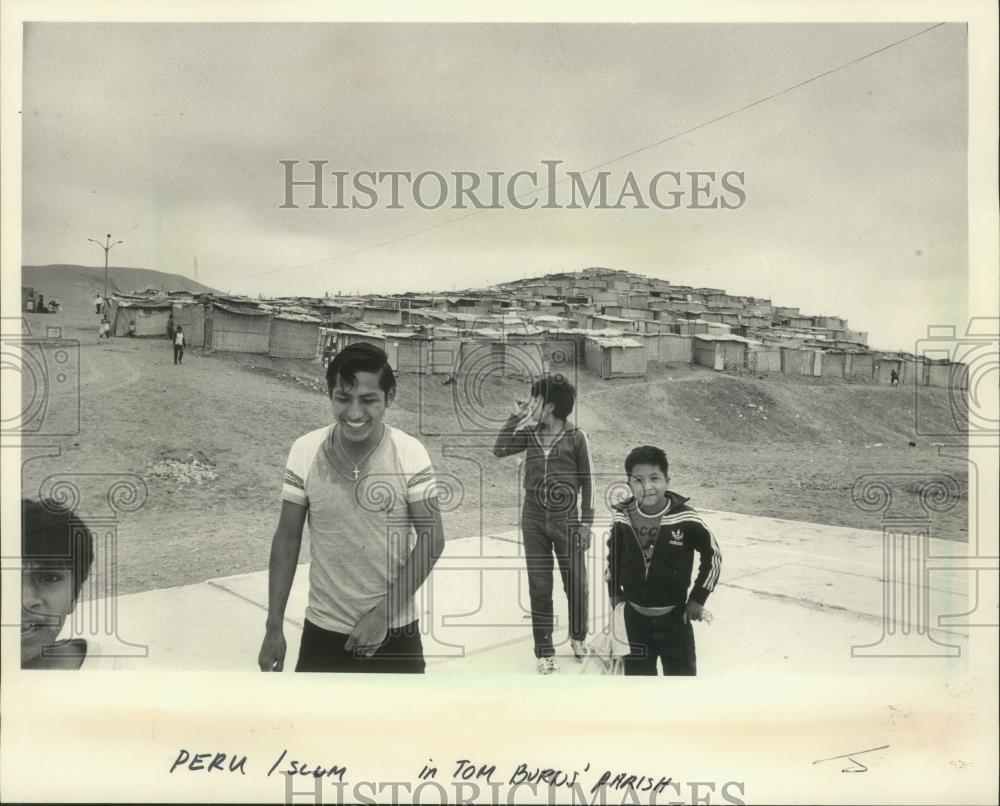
[21,561,77,667]
[528,395,546,423]
[330,370,393,445]
[628,462,670,513]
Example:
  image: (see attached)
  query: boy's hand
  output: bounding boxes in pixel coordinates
[684,601,712,624]
[345,600,389,657]
[511,397,531,419]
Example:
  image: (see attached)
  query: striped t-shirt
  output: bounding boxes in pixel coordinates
[282,424,437,633]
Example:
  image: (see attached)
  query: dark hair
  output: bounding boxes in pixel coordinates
[176,326,183,332]
[326,342,396,399]
[625,445,669,478]
[21,498,94,598]
[530,374,576,420]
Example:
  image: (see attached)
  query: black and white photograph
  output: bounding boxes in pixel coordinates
[2,2,997,805]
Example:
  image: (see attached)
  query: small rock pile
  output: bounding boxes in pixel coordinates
[146,451,219,485]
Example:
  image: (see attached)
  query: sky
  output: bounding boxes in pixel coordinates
[21,22,968,351]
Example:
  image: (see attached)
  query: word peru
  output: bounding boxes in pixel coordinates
[279,160,747,211]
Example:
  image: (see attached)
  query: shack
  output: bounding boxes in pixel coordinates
[269,312,325,359]
[205,302,272,353]
[846,352,875,382]
[172,301,206,347]
[781,347,821,377]
[503,334,548,379]
[318,326,390,367]
[748,347,782,374]
[108,297,173,337]
[692,334,753,372]
[390,332,431,375]
[584,335,647,379]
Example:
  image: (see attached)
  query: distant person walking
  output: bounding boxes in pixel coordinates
[173,327,185,364]
[94,294,103,314]
[128,320,137,338]
[36,294,46,313]
[890,368,899,387]
[98,317,111,339]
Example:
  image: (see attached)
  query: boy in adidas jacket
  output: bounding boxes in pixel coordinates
[606,445,721,675]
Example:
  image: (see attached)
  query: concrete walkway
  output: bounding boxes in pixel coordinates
[69,509,971,675]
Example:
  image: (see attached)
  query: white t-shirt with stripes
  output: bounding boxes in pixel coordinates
[282,424,437,633]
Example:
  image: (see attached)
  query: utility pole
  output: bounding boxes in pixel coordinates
[88,233,123,299]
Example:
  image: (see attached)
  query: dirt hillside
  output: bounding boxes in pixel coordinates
[22,264,217,308]
[18,270,969,595]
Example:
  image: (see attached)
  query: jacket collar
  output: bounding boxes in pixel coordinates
[612,490,690,513]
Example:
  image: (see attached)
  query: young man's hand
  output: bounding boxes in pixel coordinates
[258,627,287,671]
[684,601,712,624]
[345,601,389,657]
[574,525,593,551]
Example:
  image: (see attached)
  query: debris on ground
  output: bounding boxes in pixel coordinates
[146,450,219,484]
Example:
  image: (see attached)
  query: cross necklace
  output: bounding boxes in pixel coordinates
[335,423,386,479]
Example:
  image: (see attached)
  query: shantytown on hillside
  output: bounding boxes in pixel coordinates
[59,266,966,387]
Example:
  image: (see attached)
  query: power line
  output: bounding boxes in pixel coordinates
[229,22,947,283]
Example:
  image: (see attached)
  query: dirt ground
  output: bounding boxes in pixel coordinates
[19,305,969,596]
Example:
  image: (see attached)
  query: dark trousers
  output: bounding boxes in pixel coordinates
[295,618,426,674]
[173,344,184,364]
[521,509,588,658]
[623,605,696,676]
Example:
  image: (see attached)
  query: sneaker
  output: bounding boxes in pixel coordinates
[570,639,589,661]
[537,657,560,675]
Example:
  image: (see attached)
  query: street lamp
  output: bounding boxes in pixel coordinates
[88,233,123,299]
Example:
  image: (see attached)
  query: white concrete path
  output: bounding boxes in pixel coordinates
[68,509,971,675]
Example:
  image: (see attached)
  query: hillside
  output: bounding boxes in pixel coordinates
[16,265,969,595]
[22,264,218,310]
[18,314,969,595]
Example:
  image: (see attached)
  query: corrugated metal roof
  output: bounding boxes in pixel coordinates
[586,336,643,348]
[693,334,758,344]
[211,302,270,316]
[111,298,173,310]
[319,327,387,339]
[274,312,325,323]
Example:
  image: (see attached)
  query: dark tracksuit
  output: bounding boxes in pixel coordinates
[606,493,722,675]
[494,415,595,658]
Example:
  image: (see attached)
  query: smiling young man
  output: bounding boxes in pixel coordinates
[258,343,444,673]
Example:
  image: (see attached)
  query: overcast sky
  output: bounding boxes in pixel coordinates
[22,22,967,351]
